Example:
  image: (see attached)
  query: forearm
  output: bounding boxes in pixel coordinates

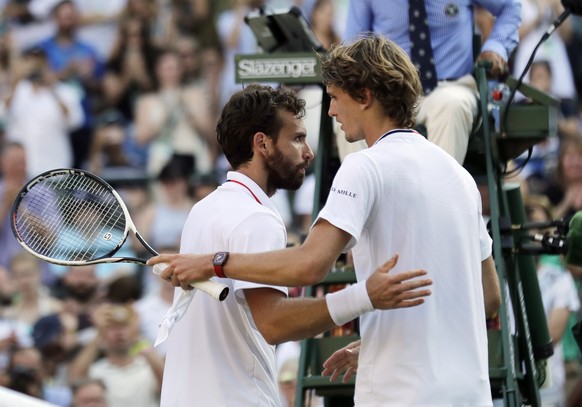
[482,256,501,317]
[68,338,101,383]
[223,220,349,286]
[249,283,373,345]
[152,220,350,288]
[225,246,332,287]
[260,297,337,344]
[50,89,70,117]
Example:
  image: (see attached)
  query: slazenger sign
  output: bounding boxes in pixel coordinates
[235,53,322,84]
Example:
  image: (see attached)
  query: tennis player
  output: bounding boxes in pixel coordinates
[155,83,432,406]
[151,35,500,406]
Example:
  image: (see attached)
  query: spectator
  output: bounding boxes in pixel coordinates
[68,303,163,407]
[175,35,201,86]
[138,159,194,293]
[544,137,582,220]
[216,0,265,109]
[0,346,44,400]
[103,271,142,304]
[526,194,580,406]
[0,142,29,271]
[74,0,127,61]
[4,252,62,332]
[196,44,223,126]
[514,60,576,194]
[101,16,158,124]
[4,46,84,175]
[70,377,108,407]
[309,0,340,50]
[527,60,580,140]
[0,17,17,135]
[87,109,134,175]
[191,171,219,202]
[156,0,219,49]
[120,0,157,38]
[31,313,85,406]
[134,49,215,177]
[565,15,582,99]
[0,266,34,373]
[49,265,102,345]
[513,0,576,102]
[37,0,104,169]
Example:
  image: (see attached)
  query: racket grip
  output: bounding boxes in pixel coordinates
[152,263,229,301]
[191,280,229,302]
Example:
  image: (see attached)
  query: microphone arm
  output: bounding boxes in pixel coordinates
[543,8,571,40]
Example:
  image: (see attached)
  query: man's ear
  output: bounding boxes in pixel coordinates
[253,132,271,156]
[359,88,374,110]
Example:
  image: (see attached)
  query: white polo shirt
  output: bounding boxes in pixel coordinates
[160,171,288,407]
[317,130,493,406]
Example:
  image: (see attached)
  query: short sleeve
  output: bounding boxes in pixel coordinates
[316,152,379,251]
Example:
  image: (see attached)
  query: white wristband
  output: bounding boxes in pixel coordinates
[325,281,374,326]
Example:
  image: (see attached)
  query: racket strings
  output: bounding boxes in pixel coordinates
[54,175,122,260]
[14,173,127,262]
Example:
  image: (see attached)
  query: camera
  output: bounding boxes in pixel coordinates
[28,69,43,83]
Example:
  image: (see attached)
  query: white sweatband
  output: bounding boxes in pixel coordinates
[325,281,374,326]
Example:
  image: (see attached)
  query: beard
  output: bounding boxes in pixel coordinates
[265,146,307,192]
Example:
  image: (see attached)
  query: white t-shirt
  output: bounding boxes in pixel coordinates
[160,171,288,406]
[88,356,159,407]
[317,130,493,406]
[5,80,84,176]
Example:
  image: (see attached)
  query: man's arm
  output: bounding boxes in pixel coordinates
[480,0,521,62]
[245,254,432,345]
[482,255,501,317]
[150,219,353,287]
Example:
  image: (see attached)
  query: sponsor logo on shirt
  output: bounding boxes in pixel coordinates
[331,186,357,198]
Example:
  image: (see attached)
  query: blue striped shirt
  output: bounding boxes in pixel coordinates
[344,0,521,81]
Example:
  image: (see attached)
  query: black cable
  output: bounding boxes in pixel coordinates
[501,9,571,134]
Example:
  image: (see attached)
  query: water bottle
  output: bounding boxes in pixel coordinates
[488,81,510,133]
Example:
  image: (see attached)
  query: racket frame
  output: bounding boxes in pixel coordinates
[11,168,229,301]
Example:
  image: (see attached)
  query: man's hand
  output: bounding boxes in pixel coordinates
[476,51,508,79]
[366,253,432,310]
[322,340,361,383]
[147,253,215,290]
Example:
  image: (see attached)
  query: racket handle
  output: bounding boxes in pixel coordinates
[191,280,229,301]
[152,263,229,302]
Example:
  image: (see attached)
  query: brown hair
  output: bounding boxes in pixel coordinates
[216,84,305,170]
[321,33,422,128]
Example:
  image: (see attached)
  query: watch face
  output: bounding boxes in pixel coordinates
[214,252,227,265]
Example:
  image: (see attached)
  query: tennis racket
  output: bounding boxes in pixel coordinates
[11,168,229,301]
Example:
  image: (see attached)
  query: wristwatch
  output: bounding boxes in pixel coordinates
[213,251,229,278]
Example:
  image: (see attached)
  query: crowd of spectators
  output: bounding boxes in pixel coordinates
[1,0,582,406]
[0,0,331,405]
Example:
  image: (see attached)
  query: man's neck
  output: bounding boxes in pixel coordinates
[365,122,403,147]
[235,167,274,197]
[56,32,74,45]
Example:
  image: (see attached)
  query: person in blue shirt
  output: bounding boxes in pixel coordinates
[37,0,104,169]
[343,0,521,165]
